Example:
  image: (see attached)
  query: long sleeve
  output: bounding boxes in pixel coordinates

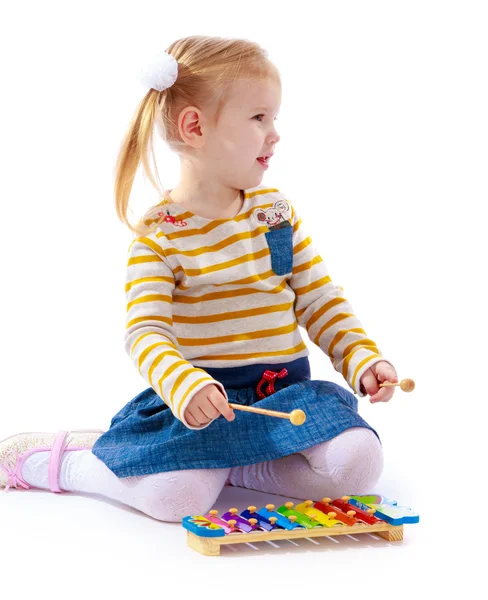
[288,203,393,397]
[124,233,229,430]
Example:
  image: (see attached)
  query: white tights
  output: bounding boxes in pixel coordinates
[21,427,383,523]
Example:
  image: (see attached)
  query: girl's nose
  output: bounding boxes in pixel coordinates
[269,129,280,145]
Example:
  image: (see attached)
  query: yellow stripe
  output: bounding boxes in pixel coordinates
[294,275,331,298]
[293,235,312,255]
[178,269,276,291]
[248,188,280,197]
[173,302,294,324]
[126,315,173,328]
[155,362,210,409]
[304,297,347,329]
[128,236,165,255]
[171,246,270,278]
[313,312,353,345]
[148,349,180,386]
[293,255,322,276]
[163,227,267,258]
[156,359,189,406]
[126,293,172,312]
[197,341,308,361]
[343,339,379,360]
[172,369,204,412]
[341,342,379,379]
[138,342,175,372]
[125,276,173,293]
[130,332,175,357]
[174,279,287,304]
[176,376,216,419]
[128,255,161,266]
[177,321,298,347]
[328,328,366,357]
[352,354,382,391]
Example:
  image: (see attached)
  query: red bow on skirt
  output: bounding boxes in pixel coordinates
[256,368,288,400]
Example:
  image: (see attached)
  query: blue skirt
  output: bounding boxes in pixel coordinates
[91,357,380,478]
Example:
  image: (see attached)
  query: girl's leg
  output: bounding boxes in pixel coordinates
[21,450,230,522]
[227,427,383,499]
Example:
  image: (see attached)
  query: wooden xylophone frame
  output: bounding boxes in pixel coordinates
[186,521,404,556]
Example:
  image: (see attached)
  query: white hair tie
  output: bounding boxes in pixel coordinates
[139,51,178,92]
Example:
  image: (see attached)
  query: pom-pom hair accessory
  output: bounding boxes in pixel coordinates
[139,51,178,92]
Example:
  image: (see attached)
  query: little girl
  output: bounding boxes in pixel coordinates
[1,35,399,522]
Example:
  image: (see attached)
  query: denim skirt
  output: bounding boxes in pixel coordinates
[91,356,380,478]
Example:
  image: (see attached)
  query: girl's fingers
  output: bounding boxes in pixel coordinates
[373,360,398,382]
[197,402,219,421]
[185,394,232,427]
[186,405,214,426]
[185,411,199,426]
[209,393,235,421]
[370,388,394,403]
[379,366,398,383]
[361,370,379,397]
[194,406,213,424]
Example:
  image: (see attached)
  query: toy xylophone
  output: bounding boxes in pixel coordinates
[182,494,419,556]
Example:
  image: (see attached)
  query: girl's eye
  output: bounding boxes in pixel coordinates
[253,115,278,122]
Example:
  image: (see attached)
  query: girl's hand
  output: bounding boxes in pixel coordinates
[360,361,398,403]
[184,384,235,427]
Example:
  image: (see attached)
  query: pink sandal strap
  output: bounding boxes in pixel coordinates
[48,430,70,493]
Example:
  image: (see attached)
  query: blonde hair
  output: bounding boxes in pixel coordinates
[114,35,281,236]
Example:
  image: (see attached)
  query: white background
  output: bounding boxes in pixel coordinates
[0,0,485,596]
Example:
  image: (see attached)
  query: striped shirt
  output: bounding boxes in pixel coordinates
[125,185,388,429]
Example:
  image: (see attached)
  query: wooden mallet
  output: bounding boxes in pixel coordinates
[228,403,306,426]
[379,378,415,392]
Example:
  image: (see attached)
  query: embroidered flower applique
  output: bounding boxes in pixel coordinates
[157,209,187,227]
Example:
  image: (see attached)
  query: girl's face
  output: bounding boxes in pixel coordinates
[203,78,282,190]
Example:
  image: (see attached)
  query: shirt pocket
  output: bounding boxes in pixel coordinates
[265,225,294,276]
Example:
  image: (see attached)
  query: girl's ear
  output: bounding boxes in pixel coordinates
[178,106,205,148]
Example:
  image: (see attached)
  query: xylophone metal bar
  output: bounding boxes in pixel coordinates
[186,522,404,556]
